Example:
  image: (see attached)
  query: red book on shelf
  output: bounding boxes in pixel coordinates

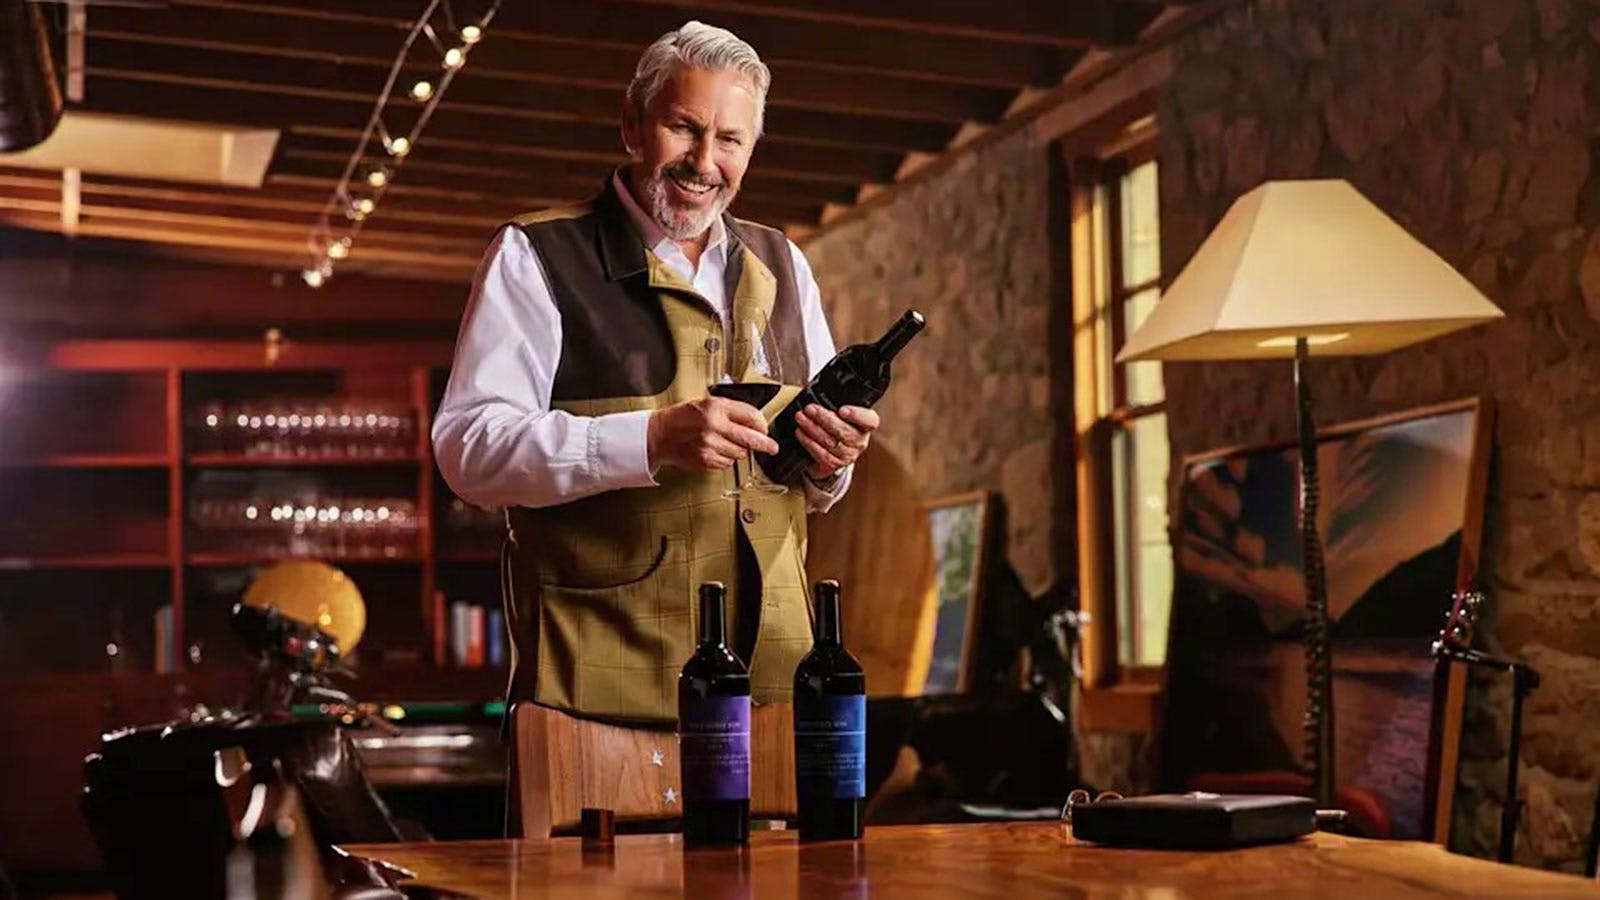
[466,605,485,668]
[432,589,446,669]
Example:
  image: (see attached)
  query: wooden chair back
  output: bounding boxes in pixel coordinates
[806,439,938,695]
[510,701,796,839]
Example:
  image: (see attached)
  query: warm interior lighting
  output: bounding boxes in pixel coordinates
[326,237,350,260]
[3,111,278,187]
[385,135,410,157]
[443,47,466,69]
[460,24,482,44]
[1256,333,1350,349]
[366,168,389,187]
[410,80,434,101]
[301,267,327,288]
[1117,180,1505,363]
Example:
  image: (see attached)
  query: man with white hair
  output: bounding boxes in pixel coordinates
[433,21,878,722]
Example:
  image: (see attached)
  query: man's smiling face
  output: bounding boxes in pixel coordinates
[623,65,758,241]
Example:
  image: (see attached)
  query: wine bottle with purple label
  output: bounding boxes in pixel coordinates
[678,581,751,846]
[762,309,926,484]
[793,579,866,841]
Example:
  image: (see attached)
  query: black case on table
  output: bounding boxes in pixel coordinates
[1070,793,1316,850]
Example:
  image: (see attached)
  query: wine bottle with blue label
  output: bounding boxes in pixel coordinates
[793,579,866,841]
[678,581,751,846]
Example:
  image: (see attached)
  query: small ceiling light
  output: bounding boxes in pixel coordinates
[327,237,351,260]
[460,24,482,44]
[443,47,466,70]
[385,135,410,157]
[410,80,434,101]
[301,267,326,288]
[366,168,389,188]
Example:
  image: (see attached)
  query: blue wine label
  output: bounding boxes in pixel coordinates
[679,695,751,802]
[795,694,866,799]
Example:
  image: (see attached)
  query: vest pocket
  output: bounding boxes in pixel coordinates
[533,534,691,718]
[539,533,678,592]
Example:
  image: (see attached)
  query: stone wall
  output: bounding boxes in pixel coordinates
[802,132,1068,598]
[1161,0,1600,871]
[803,125,1154,792]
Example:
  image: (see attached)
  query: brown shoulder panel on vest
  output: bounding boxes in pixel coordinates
[727,215,810,379]
[512,185,677,402]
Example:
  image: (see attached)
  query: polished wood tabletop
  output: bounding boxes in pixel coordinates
[342,821,1600,899]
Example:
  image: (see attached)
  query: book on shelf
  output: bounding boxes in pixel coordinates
[467,605,485,668]
[446,599,503,669]
[486,608,506,669]
[153,604,177,674]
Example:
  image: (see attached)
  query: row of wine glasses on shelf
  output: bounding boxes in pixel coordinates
[188,398,416,458]
[189,495,420,558]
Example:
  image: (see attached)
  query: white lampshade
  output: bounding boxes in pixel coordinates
[1117,179,1503,362]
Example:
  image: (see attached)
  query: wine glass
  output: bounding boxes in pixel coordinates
[715,313,788,500]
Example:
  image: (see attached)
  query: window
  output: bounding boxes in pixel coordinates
[1070,124,1173,687]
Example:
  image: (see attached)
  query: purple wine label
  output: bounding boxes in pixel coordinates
[795,694,866,799]
[679,695,751,802]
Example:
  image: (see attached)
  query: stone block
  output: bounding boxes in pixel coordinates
[1520,643,1600,782]
[1579,230,1600,324]
[1520,135,1590,227]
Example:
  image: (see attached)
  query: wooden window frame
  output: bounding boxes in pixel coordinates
[1067,122,1168,731]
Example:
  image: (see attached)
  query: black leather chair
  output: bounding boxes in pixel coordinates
[82,715,405,898]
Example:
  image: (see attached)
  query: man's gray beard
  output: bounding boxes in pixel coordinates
[638,170,733,241]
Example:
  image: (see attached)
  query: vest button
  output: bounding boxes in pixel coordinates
[741,508,757,524]
[705,337,721,353]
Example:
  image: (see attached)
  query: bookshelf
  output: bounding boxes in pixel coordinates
[0,339,506,684]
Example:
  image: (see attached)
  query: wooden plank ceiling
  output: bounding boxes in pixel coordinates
[0,0,1174,283]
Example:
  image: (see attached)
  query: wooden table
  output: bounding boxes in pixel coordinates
[342,821,1600,898]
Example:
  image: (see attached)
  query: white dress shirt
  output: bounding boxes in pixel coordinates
[432,172,853,513]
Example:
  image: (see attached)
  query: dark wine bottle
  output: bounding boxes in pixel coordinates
[762,309,926,484]
[793,579,866,841]
[678,582,751,847]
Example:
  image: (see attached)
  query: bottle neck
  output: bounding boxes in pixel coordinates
[872,310,925,361]
[698,585,727,646]
[814,583,842,647]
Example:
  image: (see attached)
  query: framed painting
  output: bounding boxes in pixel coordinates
[921,491,995,695]
[1158,397,1492,842]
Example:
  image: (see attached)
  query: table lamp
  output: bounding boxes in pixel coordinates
[243,559,367,654]
[1117,179,1504,806]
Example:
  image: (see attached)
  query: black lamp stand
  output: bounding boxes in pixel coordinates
[1295,337,1336,809]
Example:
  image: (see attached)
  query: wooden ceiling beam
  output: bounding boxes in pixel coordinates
[0,195,486,252]
[0,209,480,272]
[2,165,816,252]
[169,0,1079,88]
[85,37,956,156]
[0,167,522,230]
[79,75,899,186]
[279,130,863,206]
[463,42,1015,124]
[593,0,1162,49]
[272,155,824,227]
[491,3,1082,88]
[92,6,1015,123]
